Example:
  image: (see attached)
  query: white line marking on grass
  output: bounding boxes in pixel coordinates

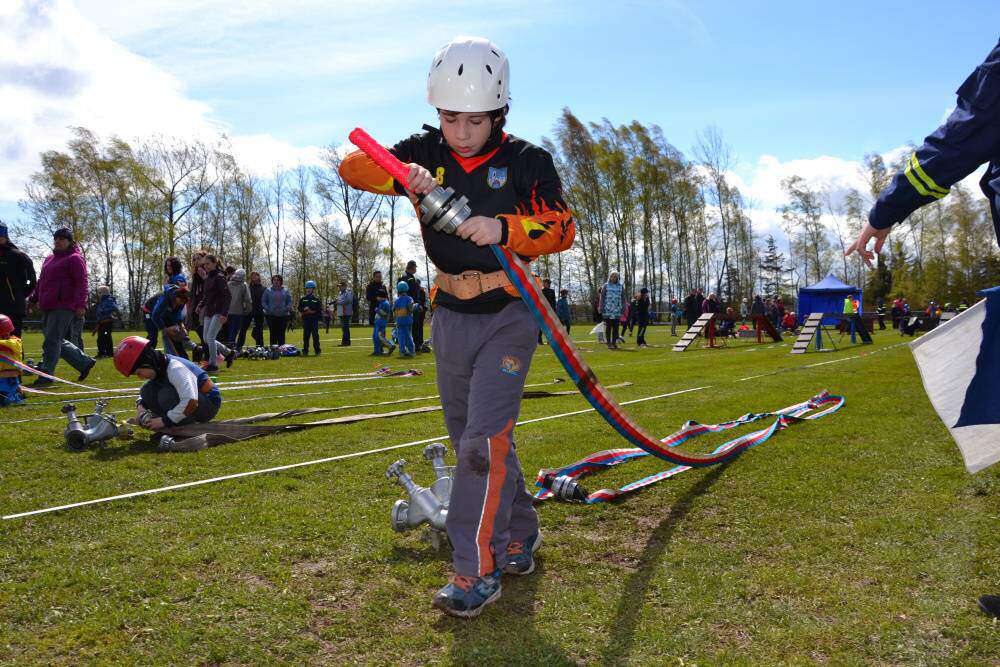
[3,386,708,520]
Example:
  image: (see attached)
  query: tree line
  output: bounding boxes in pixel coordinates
[14,114,1000,321]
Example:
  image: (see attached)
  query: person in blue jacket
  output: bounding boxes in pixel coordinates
[261,275,293,346]
[92,286,121,358]
[392,281,416,357]
[848,38,1000,262]
[371,294,395,355]
[151,285,192,358]
[845,38,1000,619]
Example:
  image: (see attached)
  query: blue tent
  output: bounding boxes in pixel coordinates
[797,275,862,325]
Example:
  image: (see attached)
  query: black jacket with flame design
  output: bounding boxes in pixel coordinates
[340,127,575,313]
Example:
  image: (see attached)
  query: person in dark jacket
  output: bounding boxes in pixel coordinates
[702,292,721,315]
[398,261,424,349]
[298,280,322,356]
[186,250,208,361]
[226,269,252,348]
[197,255,235,371]
[842,38,1000,619]
[412,278,428,351]
[683,289,700,328]
[635,287,651,347]
[92,286,121,358]
[539,278,557,344]
[27,228,96,386]
[365,270,389,326]
[247,271,265,347]
[555,288,572,332]
[0,223,36,337]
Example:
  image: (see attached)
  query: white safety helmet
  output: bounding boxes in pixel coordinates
[427,36,509,112]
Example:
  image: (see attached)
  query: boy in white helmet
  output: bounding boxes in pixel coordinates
[341,36,575,617]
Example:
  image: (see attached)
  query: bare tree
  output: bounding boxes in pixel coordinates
[137,137,215,256]
[312,146,385,293]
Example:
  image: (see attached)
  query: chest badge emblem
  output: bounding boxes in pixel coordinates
[487,166,508,189]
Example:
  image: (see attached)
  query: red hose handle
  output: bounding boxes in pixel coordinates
[348,128,411,189]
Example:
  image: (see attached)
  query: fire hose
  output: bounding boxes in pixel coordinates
[348,128,846,498]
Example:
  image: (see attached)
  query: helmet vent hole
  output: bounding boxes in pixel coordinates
[490,49,499,57]
[485,64,492,74]
[436,59,442,68]
[457,63,464,76]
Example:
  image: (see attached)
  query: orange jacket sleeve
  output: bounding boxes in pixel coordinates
[496,151,575,259]
[338,150,405,195]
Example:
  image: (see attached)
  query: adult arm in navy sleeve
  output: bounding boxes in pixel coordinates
[847,39,1000,265]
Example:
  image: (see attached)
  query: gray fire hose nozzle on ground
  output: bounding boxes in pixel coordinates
[386,443,455,548]
[61,400,133,451]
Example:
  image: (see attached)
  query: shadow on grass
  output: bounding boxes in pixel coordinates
[600,461,732,665]
[89,439,160,461]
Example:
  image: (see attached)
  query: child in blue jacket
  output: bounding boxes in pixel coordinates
[93,286,121,358]
[392,281,416,357]
[372,294,395,355]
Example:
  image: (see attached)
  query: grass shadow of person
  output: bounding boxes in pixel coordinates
[600,461,732,665]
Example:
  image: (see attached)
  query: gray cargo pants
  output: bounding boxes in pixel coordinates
[432,300,541,577]
[40,309,94,375]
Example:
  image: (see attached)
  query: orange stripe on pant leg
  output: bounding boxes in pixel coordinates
[476,419,513,576]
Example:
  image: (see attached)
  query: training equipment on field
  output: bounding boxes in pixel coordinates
[534,392,844,503]
[239,346,281,360]
[790,313,871,354]
[61,400,132,451]
[672,313,715,351]
[791,313,826,354]
[349,128,846,470]
[751,314,783,343]
[386,443,454,548]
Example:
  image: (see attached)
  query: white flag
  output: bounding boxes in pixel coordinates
[910,287,1000,473]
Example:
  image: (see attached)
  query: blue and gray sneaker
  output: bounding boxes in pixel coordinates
[432,570,502,618]
[504,532,543,576]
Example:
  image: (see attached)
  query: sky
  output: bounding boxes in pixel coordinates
[1,0,998,242]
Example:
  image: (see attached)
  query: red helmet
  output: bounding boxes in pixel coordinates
[114,335,151,377]
[0,314,13,338]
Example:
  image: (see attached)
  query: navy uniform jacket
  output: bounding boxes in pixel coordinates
[870,39,1000,244]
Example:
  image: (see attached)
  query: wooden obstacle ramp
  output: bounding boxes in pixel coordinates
[791,312,823,354]
[673,312,715,352]
[752,314,783,343]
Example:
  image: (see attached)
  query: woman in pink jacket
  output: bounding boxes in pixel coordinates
[27,228,95,386]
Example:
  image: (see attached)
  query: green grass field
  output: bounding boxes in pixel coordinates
[2,323,999,665]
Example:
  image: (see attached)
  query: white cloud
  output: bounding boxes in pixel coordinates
[0,0,323,202]
[727,141,984,246]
